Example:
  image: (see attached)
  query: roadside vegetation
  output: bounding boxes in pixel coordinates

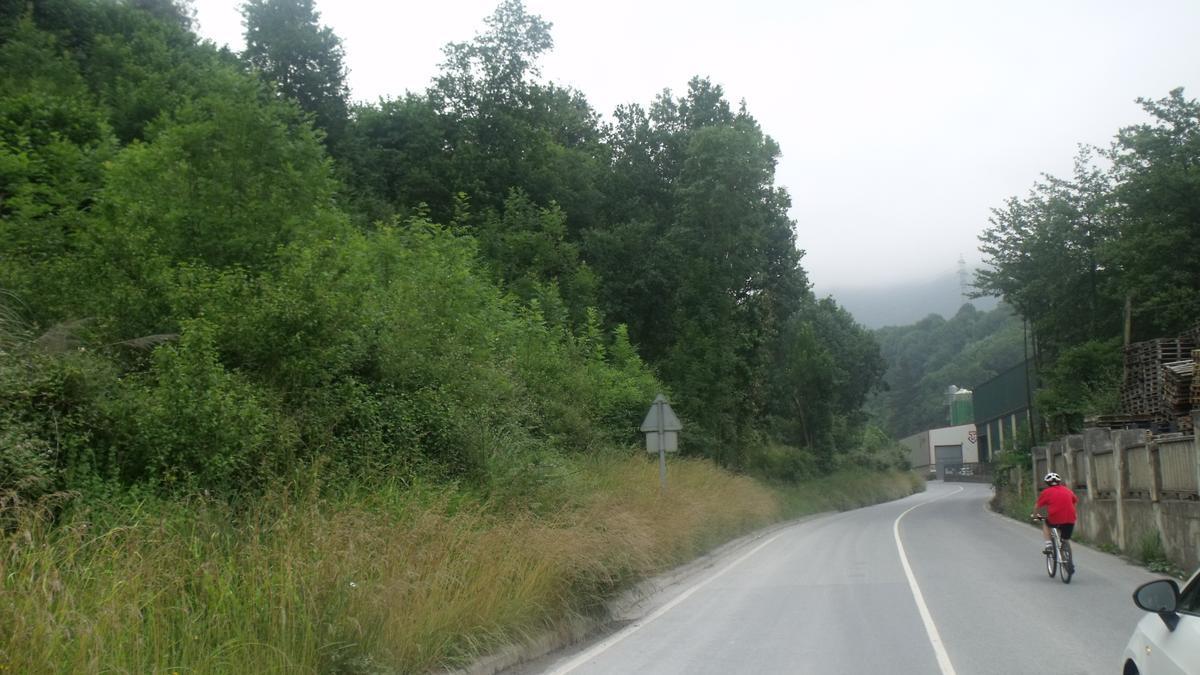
[0,2,922,673]
[2,460,920,673]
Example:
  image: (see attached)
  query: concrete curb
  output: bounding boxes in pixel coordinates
[444,513,830,675]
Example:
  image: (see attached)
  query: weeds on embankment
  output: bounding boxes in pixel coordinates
[0,458,921,674]
[990,482,1035,522]
[989,483,1191,579]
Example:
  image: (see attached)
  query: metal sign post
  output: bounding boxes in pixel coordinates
[640,394,682,491]
[655,398,666,490]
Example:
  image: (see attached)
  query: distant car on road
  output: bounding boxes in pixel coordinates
[1123,567,1200,675]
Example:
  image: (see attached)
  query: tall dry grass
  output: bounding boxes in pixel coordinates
[0,457,919,674]
[774,467,927,517]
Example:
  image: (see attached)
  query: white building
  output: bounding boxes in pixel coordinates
[899,423,979,479]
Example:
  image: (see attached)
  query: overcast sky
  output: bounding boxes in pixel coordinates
[189,0,1200,294]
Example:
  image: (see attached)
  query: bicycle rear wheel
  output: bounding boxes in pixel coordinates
[1059,541,1073,584]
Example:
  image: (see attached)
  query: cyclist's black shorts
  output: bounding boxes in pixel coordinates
[1049,522,1074,540]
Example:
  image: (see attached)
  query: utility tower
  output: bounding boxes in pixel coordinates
[957,255,968,304]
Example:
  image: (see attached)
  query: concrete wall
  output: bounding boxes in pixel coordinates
[1001,413,1200,572]
[899,430,930,470]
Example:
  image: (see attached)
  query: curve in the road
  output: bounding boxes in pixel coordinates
[894,485,963,675]
[516,482,1161,675]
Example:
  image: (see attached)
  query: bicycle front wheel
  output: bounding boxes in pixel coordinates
[1045,549,1057,577]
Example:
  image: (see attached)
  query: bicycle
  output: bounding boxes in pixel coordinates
[1032,514,1074,584]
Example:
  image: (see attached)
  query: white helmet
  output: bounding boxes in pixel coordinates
[1043,472,1062,485]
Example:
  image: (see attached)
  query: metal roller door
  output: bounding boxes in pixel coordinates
[934,444,963,480]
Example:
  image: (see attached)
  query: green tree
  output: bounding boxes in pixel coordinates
[0,17,116,322]
[971,89,1200,438]
[594,80,807,465]
[241,0,349,148]
[80,69,342,337]
[767,298,886,467]
[340,0,606,232]
[1035,338,1122,435]
[1105,88,1200,338]
[23,0,225,143]
[129,0,197,31]
[427,0,606,224]
[476,189,598,329]
[338,95,455,225]
[974,149,1120,359]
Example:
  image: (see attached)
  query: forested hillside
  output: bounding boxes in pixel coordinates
[0,0,894,504]
[867,303,1024,439]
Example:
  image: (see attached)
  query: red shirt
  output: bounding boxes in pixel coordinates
[1035,484,1078,524]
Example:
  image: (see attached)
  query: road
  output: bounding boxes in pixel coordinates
[513,482,1163,675]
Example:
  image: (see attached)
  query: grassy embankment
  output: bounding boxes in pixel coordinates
[1,457,922,674]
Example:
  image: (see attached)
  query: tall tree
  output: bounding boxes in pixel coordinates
[1105,88,1200,338]
[767,298,886,466]
[592,79,808,464]
[428,0,605,225]
[475,189,598,329]
[340,0,606,230]
[338,94,454,225]
[130,0,196,31]
[974,149,1120,359]
[241,0,349,148]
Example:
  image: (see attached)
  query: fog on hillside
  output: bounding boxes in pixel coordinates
[823,270,1000,329]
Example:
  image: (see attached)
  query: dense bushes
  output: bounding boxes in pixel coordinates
[0,220,662,498]
[0,3,667,500]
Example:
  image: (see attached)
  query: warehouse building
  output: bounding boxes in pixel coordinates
[972,359,1037,461]
[900,423,979,479]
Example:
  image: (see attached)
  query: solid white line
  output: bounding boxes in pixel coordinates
[544,530,786,675]
[893,486,963,675]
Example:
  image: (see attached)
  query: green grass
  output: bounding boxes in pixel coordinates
[990,481,1035,522]
[0,459,922,674]
[1136,531,1186,577]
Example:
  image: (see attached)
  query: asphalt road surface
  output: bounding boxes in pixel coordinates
[514,482,1164,675]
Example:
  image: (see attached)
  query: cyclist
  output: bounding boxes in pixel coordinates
[1031,472,1077,554]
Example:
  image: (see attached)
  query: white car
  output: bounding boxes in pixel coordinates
[1123,567,1200,675]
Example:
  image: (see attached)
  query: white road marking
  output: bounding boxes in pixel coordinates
[894,486,963,675]
[544,530,786,675]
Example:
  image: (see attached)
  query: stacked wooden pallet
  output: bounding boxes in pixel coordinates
[1120,337,1196,418]
[1193,349,1200,409]
[1086,413,1154,430]
[1162,359,1194,432]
